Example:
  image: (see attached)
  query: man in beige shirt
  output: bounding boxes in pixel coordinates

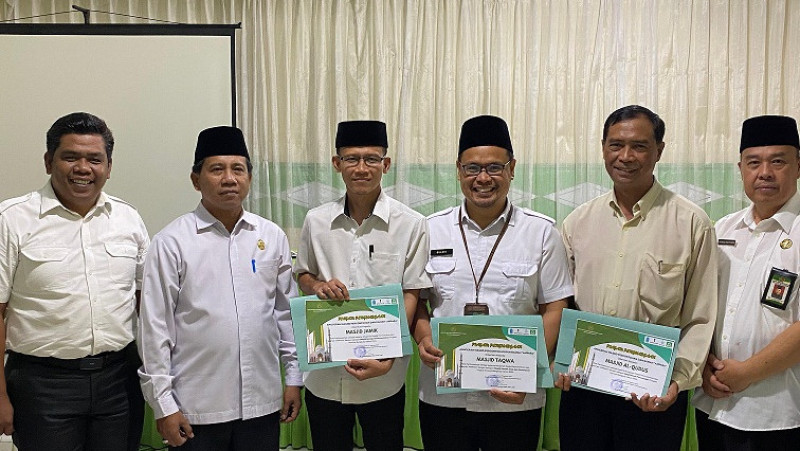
[557,105,717,451]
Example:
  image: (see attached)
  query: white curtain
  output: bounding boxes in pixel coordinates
[3,0,799,245]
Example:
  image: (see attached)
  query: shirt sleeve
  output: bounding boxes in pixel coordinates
[137,235,181,419]
[537,224,574,304]
[560,216,577,281]
[0,214,18,304]
[275,232,302,386]
[672,222,718,390]
[134,216,150,292]
[402,216,432,290]
[293,214,317,278]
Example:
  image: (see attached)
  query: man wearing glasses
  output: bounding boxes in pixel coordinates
[294,120,430,451]
[413,115,573,450]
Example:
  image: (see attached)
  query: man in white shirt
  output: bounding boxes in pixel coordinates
[0,112,150,450]
[138,126,301,450]
[294,120,430,451]
[693,115,800,450]
[414,115,573,450]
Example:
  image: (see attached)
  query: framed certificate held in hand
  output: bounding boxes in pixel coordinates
[554,309,680,398]
[431,315,554,394]
[290,284,412,371]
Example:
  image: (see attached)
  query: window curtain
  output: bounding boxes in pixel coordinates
[3,1,799,450]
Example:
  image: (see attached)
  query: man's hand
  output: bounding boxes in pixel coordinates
[281,386,302,423]
[630,381,679,412]
[489,389,526,404]
[344,358,394,381]
[0,394,13,435]
[714,358,754,393]
[312,279,349,300]
[701,353,731,398]
[157,411,194,447]
[554,372,573,391]
[417,336,443,369]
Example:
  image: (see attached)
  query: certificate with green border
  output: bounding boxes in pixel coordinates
[431,315,554,394]
[290,284,412,371]
[553,309,680,397]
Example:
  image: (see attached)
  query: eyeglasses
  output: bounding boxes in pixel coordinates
[337,155,385,167]
[459,160,512,177]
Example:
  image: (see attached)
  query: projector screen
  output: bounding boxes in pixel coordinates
[0,24,237,235]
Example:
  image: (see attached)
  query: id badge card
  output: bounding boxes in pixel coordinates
[464,303,490,315]
[761,267,797,310]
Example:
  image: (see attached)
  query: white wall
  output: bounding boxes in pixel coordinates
[0,30,234,234]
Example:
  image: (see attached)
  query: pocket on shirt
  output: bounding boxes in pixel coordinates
[364,253,402,286]
[638,254,684,321]
[254,258,280,293]
[104,243,139,288]
[18,247,74,290]
[501,262,539,306]
[425,257,456,301]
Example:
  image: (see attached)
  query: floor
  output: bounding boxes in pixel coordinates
[0,436,419,451]
[0,440,413,451]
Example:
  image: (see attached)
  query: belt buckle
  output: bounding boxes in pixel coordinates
[79,356,104,370]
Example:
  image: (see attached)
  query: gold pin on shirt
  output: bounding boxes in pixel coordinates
[257,239,265,250]
[780,239,792,250]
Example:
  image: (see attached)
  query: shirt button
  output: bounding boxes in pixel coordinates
[609,309,617,315]
[614,282,620,287]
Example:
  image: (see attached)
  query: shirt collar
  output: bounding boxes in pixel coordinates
[608,179,662,220]
[38,182,111,217]
[457,198,514,230]
[331,190,390,225]
[194,202,255,232]
[743,190,800,232]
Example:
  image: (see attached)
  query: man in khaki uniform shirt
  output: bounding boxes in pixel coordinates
[556,105,717,451]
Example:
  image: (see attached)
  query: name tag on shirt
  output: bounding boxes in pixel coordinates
[761,267,797,310]
[464,303,490,315]
[718,239,736,246]
[431,248,454,257]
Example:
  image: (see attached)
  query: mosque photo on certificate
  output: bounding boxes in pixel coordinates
[306,331,332,363]
[436,356,461,388]
[567,351,589,385]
